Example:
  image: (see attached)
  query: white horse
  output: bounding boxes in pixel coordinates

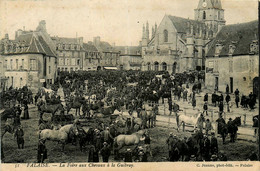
[176,113,204,132]
[39,124,79,151]
[113,130,146,150]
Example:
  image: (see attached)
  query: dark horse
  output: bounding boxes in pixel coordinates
[228,117,241,142]
[217,117,241,144]
[38,103,65,120]
[66,97,85,115]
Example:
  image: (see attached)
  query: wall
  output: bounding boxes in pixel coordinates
[205,54,258,95]
[3,53,57,93]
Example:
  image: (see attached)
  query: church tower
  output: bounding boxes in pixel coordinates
[194,0,225,33]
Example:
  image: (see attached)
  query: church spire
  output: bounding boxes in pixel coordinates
[146,21,150,42]
[142,24,146,39]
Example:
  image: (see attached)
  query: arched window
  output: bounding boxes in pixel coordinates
[162,62,167,71]
[154,62,159,71]
[147,62,151,71]
[164,30,168,42]
[203,11,206,19]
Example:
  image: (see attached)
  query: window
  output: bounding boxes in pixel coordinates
[16,59,18,70]
[154,62,159,71]
[49,66,51,74]
[10,59,13,70]
[30,59,36,70]
[89,58,91,63]
[203,11,206,19]
[218,11,220,20]
[162,62,167,71]
[21,59,24,69]
[66,59,70,65]
[5,60,7,69]
[77,59,80,66]
[164,30,168,42]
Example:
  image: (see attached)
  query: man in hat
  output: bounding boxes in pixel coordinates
[37,139,47,163]
[100,142,111,162]
[101,127,113,145]
[143,131,152,157]
[203,102,208,116]
[205,119,212,136]
[124,149,133,162]
[14,125,24,149]
[93,129,102,151]
[210,132,218,155]
[166,133,177,160]
[201,134,211,161]
[225,93,231,112]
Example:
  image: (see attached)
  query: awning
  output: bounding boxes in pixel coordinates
[104,67,118,70]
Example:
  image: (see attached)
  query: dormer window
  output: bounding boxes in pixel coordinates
[250,40,258,54]
[215,44,223,56]
[229,44,236,55]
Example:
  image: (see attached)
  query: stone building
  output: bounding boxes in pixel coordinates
[141,0,226,73]
[51,36,84,72]
[115,46,142,70]
[82,42,102,71]
[0,21,57,93]
[205,20,258,95]
[92,36,120,69]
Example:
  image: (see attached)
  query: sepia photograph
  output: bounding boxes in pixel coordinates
[0,0,259,168]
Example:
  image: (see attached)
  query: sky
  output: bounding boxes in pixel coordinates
[0,0,258,46]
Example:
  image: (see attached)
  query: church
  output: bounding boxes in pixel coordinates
[141,0,226,73]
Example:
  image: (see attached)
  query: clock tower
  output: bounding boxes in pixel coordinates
[194,0,226,33]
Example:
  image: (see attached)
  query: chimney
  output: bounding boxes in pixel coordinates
[5,33,9,40]
[78,37,83,46]
[124,46,128,54]
[93,36,101,47]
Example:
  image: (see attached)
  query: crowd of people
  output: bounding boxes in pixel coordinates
[0,69,258,162]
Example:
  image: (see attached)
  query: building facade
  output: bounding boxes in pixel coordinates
[141,0,225,73]
[92,37,120,69]
[0,21,57,93]
[82,42,102,71]
[51,36,84,72]
[115,46,142,70]
[205,20,258,95]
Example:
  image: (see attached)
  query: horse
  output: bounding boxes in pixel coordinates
[1,108,18,122]
[216,118,228,144]
[113,130,146,154]
[101,105,117,115]
[66,97,85,115]
[39,124,79,151]
[177,113,205,132]
[1,124,14,139]
[227,117,241,142]
[140,104,156,128]
[38,103,65,120]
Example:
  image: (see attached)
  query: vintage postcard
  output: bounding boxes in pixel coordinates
[0,0,259,170]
